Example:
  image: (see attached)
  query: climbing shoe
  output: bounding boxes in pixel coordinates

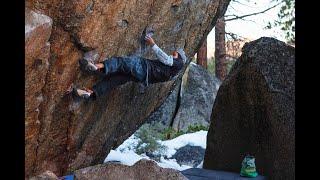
[83,49,99,62]
[72,88,92,100]
[79,58,98,73]
[240,155,258,178]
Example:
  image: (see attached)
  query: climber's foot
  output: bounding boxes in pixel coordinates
[79,58,98,73]
[65,83,74,95]
[83,87,94,94]
[72,88,92,100]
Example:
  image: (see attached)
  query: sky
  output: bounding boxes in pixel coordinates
[207,0,287,58]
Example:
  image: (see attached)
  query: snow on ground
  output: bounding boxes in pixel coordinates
[105,150,150,166]
[160,130,207,158]
[104,130,208,171]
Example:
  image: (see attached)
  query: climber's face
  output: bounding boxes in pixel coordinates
[172,51,178,59]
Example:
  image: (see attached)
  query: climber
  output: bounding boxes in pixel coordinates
[69,34,187,99]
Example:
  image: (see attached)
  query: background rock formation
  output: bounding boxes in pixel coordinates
[172,62,220,131]
[145,63,220,131]
[145,80,181,129]
[25,0,230,177]
[203,37,295,179]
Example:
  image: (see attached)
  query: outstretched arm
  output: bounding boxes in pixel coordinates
[145,35,173,66]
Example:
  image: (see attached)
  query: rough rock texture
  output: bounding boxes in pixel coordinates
[74,159,187,180]
[203,37,295,179]
[25,9,53,177]
[172,62,220,131]
[25,0,230,177]
[145,80,181,129]
[29,171,58,180]
[172,145,206,167]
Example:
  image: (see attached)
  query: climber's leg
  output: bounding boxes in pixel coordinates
[101,57,126,75]
[102,57,147,82]
[92,74,137,98]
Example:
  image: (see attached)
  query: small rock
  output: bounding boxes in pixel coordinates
[172,145,205,167]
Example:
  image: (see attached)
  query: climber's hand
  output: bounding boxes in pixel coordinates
[145,35,155,46]
[65,83,74,95]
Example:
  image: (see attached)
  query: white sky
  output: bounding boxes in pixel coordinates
[207,0,287,58]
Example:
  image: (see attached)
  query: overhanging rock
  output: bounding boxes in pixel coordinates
[25,0,231,177]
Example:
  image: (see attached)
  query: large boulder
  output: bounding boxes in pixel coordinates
[203,37,295,179]
[25,0,230,177]
[172,62,221,131]
[74,159,187,180]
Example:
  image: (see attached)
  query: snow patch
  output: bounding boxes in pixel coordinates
[157,157,192,171]
[104,150,150,166]
[104,130,208,171]
[160,130,207,158]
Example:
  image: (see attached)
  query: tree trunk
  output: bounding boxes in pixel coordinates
[197,39,207,69]
[215,17,227,81]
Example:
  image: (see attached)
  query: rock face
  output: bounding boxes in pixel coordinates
[172,63,220,131]
[25,9,53,177]
[25,0,230,177]
[203,37,295,179]
[74,159,187,180]
[29,171,58,180]
[172,145,206,167]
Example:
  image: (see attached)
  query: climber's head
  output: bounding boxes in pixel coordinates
[172,51,178,58]
[173,48,187,64]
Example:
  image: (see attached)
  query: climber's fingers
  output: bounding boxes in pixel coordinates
[144,34,151,40]
[65,83,74,94]
[145,35,155,45]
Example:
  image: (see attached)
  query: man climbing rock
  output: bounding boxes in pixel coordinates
[70,34,187,99]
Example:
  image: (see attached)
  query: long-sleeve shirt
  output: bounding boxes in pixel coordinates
[151,44,173,66]
[145,44,184,83]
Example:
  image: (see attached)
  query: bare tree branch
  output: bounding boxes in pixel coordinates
[225,2,282,22]
[228,4,237,12]
[225,32,245,41]
[232,0,257,8]
[238,18,258,24]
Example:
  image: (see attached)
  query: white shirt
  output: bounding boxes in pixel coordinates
[151,44,173,66]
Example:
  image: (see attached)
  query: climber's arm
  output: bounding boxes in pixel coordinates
[145,35,173,66]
